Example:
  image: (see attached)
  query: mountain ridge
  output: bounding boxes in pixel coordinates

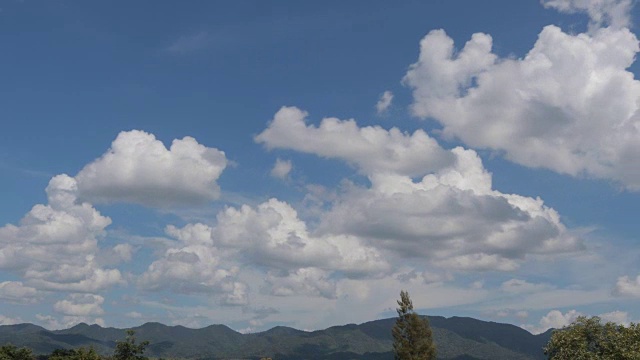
[0,316,552,360]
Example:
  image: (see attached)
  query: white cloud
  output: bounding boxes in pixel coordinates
[319,147,582,271]
[126,311,143,319]
[516,311,530,319]
[599,310,631,325]
[99,243,135,265]
[76,130,227,207]
[523,309,582,334]
[54,294,105,316]
[138,223,248,307]
[220,282,249,306]
[614,274,640,297]
[375,90,394,114]
[524,308,633,334]
[35,313,105,330]
[404,25,640,190]
[255,108,584,273]
[255,106,454,177]
[270,158,292,180]
[0,281,41,304]
[0,314,23,325]
[267,267,337,299]
[138,198,389,302]
[500,279,554,293]
[542,0,633,30]
[0,175,123,293]
[212,198,390,277]
[35,314,62,330]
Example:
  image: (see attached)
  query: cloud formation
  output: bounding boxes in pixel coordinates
[0,281,41,304]
[255,108,582,274]
[523,309,582,334]
[54,294,105,316]
[270,158,292,180]
[0,175,123,293]
[542,0,633,29]
[256,106,454,177]
[375,91,394,114]
[614,274,640,297]
[404,24,640,189]
[76,130,227,207]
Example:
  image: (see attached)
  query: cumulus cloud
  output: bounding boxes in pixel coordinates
[137,223,249,306]
[614,274,640,297]
[542,0,633,30]
[255,108,583,273]
[599,310,632,325]
[213,198,390,277]
[138,224,242,296]
[319,147,582,271]
[136,102,585,309]
[0,281,41,304]
[76,130,227,207]
[404,24,640,190]
[54,294,105,316]
[0,175,123,292]
[270,158,292,180]
[267,268,337,299]
[256,106,454,177]
[523,309,582,334]
[524,309,633,334]
[375,90,394,114]
[139,198,389,301]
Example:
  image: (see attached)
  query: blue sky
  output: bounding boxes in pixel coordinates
[1,0,640,334]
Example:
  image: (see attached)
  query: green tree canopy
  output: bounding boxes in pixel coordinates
[392,290,436,360]
[544,316,640,359]
[49,347,102,360]
[113,330,149,360]
[0,344,34,360]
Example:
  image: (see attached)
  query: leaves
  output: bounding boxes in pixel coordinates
[544,316,640,359]
[0,345,34,360]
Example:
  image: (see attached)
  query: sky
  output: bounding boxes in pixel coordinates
[1,0,640,335]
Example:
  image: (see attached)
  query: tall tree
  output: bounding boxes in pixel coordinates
[392,290,436,360]
[544,316,640,359]
[113,330,149,360]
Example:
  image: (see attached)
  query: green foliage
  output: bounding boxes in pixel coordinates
[0,344,34,360]
[391,290,436,360]
[112,330,149,360]
[544,316,640,359]
[49,347,102,360]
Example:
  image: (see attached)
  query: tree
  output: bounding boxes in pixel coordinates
[112,330,149,360]
[49,347,102,360]
[544,316,640,359]
[392,290,436,360]
[0,345,34,360]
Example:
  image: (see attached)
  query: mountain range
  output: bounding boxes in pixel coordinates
[0,316,553,360]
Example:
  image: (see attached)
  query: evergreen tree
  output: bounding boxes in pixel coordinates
[113,330,149,360]
[392,290,436,360]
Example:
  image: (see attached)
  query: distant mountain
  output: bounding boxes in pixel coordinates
[0,316,552,360]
